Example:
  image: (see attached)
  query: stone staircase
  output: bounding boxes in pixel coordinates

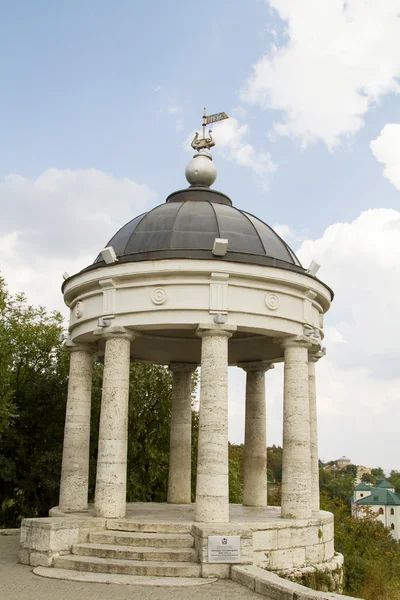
[52,521,202,579]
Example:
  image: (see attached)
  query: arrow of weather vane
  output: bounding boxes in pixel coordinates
[191,108,229,152]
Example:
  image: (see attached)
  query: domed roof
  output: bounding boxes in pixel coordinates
[87,186,305,274]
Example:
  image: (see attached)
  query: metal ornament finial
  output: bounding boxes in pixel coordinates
[190,108,229,152]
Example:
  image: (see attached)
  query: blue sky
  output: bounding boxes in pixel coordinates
[2,0,400,469]
[2,0,399,236]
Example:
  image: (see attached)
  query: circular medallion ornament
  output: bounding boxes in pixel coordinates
[151,287,167,305]
[75,301,83,319]
[265,293,279,311]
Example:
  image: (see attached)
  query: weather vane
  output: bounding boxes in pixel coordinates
[191,108,229,152]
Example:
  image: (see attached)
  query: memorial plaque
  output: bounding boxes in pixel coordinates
[208,535,241,563]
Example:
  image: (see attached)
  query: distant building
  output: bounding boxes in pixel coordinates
[356,465,372,484]
[352,479,400,541]
[337,456,351,468]
[323,456,353,471]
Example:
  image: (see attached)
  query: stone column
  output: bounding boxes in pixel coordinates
[167,363,197,504]
[59,342,95,511]
[195,324,236,523]
[94,327,135,518]
[309,349,325,514]
[239,362,274,507]
[281,336,313,519]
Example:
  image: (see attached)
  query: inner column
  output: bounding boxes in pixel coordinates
[167,363,197,504]
[94,327,135,518]
[239,361,274,507]
[195,324,236,523]
[280,336,313,520]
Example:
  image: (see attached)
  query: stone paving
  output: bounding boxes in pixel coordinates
[1,535,264,600]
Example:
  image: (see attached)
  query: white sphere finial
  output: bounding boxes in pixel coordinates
[185,151,217,187]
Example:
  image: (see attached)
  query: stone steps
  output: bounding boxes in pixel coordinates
[49,520,201,581]
[89,530,194,548]
[72,542,197,562]
[53,554,202,577]
[105,520,192,534]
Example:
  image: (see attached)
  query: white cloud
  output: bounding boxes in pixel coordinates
[272,223,292,240]
[0,168,155,258]
[371,124,400,191]
[298,208,400,375]
[228,208,400,469]
[0,231,92,318]
[298,209,400,467]
[322,326,348,347]
[212,117,277,187]
[167,106,180,115]
[0,168,156,316]
[241,0,400,148]
[153,86,184,132]
[167,105,184,131]
[231,105,247,119]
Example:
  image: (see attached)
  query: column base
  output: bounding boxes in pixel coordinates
[195,496,229,523]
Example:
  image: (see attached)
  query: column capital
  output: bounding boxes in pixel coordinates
[169,362,198,374]
[65,340,97,354]
[238,361,274,373]
[309,348,326,363]
[278,335,316,350]
[196,323,237,339]
[93,325,138,342]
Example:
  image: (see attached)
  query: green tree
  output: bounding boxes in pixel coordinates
[372,467,385,478]
[267,445,283,483]
[389,471,400,494]
[361,472,376,485]
[0,281,66,526]
[342,463,357,478]
[0,278,201,527]
[226,444,283,505]
[127,364,173,502]
[229,443,244,503]
[190,407,199,502]
[319,467,355,503]
[88,362,199,504]
[0,277,18,435]
[321,493,400,600]
[267,482,281,506]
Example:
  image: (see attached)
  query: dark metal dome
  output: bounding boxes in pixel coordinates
[88,187,305,274]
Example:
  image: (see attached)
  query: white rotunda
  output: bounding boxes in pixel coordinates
[20,135,342,585]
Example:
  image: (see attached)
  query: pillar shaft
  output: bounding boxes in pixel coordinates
[94,331,133,518]
[240,362,273,507]
[309,350,325,514]
[168,364,197,504]
[195,325,235,523]
[281,337,313,519]
[59,343,94,511]
[309,359,319,513]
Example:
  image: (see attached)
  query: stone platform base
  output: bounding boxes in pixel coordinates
[277,553,344,593]
[233,564,358,600]
[19,502,336,579]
